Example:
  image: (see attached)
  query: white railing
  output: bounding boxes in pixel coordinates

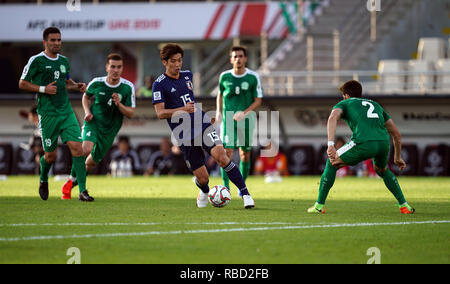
[258,70,450,96]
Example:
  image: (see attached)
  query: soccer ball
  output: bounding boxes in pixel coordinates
[208,185,231,208]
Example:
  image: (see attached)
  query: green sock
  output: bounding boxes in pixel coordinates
[377,169,406,205]
[39,156,52,183]
[72,156,87,193]
[239,160,251,181]
[70,165,76,178]
[220,167,230,189]
[69,164,80,188]
[317,159,337,205]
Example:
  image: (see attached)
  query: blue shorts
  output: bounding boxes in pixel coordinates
[179,125,222,172]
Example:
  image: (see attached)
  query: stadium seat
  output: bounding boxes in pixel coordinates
[419,144,449,176]
[287,145,315,175]
[405,60,434,94]
[52,145,71,175]
[377,60,406,94]
[434,59,450,94]
[0,143,13,175]
[417,38,446,61]
[389,144,419,176]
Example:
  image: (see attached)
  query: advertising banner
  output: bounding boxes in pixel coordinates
[0,2,298,42]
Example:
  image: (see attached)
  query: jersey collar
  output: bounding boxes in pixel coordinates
[231,68,248,78]
[104,77,122,88]
[41,51,60,61]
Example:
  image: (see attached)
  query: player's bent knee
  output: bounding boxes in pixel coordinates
[375,166,386,177]
[82,145,93,157]
[330,159,342,168]
[211,146,230,168]
[45,152,57,164]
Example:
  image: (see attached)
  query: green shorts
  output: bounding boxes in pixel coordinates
[38,111,82,152]
[221,115,256,152]
[82,121,117,164]
[337,140,390,169]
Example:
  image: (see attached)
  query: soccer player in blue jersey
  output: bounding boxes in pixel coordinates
[152,43,255,209]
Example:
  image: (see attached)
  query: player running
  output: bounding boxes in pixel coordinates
[153,43,255,209]
[61,53,135,199]
[216,46,262,195]
[307,80,415,214]
[18,27,93,201]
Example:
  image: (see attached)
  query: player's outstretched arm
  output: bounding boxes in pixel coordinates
[154,102,195,120]
[326,108,342,160]
[19,79,57,95]
[66,78,86,93]
[82,94,93,122]
[385,118,406,170]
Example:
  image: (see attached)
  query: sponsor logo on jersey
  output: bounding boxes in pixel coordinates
[241,81,249,90]
[154,91,161,100]
[46,66,52,69]
[99,92,105,95]
[171,88,177,93]
[60,65,66,73]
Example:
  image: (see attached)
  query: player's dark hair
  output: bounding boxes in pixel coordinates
[107,53,123,64]
[339,80,362,98]
[230,45,247,57]
[118,136,129,144]
[160,43,184,61]
[43,27,61,41]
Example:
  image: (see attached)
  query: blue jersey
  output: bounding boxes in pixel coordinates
[152,70,211,142]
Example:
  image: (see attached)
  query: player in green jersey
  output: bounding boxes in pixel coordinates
[307,80,415,214]
[61,53,136,199]
[215,46,262,195]
[18,27,93,202]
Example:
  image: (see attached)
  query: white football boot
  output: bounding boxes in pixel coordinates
[197,191,209,208]
[242,195,255,209]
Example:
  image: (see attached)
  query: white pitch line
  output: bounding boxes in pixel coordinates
[0,222,304,227]
[0,220,448,242]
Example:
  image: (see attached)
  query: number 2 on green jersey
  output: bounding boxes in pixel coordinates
[362,101,379,118]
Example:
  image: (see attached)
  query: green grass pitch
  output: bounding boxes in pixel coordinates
[0,175,449,264]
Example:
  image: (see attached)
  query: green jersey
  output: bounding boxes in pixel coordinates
[333,97,391,143]
[21,52,72,116]
[219,68,263,113]
[85,76,135,133]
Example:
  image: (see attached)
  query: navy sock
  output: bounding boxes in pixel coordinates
[223,161,250,196]
[195,178,210,194]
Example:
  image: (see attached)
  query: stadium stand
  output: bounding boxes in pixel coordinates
[435,59,450,94]
[0,143,13,175]
[377,59,406,94]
